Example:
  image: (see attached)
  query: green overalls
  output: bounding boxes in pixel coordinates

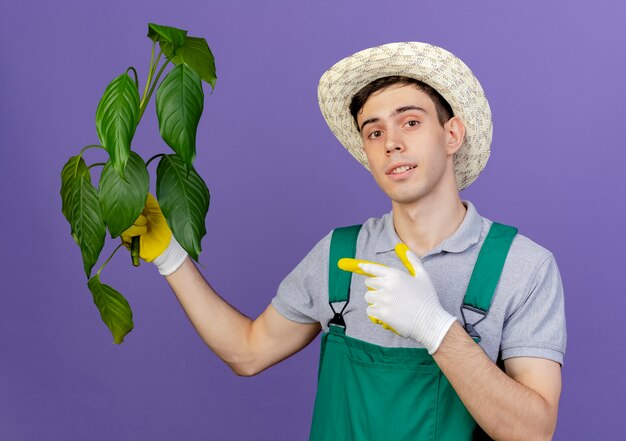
[309,222,518,440]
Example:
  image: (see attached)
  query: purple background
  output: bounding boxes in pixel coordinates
[1,1,624,439]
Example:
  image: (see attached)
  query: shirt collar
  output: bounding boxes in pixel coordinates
[375,199,483,255]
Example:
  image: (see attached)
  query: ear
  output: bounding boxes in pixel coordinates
[444,116,466,156]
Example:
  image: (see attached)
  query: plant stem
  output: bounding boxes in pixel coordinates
[74,145,107,177]
[138,47,165,123]
[88,162,106,170]
[140,43,156,110]
[79,144,106,156]
[127,66,139,89]
[131,236,140,266]
[96,242,125,277]
[145,153,166,168]
[138,58,169,122]
[152,51,163,75]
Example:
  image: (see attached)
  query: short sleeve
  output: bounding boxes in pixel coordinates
[500,253,567,365]
[270,231,332,324]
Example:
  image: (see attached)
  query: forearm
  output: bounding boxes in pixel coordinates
[164,256,255,375]
[433,322,557,441]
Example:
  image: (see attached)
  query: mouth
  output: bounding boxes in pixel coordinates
[386,164,417,175]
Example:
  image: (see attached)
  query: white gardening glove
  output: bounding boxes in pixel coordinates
[339,243,456,354]
[152,234,188,276]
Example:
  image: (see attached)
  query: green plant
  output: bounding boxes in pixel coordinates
[60,23,215,344]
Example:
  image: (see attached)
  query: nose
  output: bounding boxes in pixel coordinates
[385,128,405,155]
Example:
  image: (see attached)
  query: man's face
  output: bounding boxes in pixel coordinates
[356,84,463,206]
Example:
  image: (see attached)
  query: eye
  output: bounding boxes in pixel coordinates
[406,120,420,127]
[368,130,383,140]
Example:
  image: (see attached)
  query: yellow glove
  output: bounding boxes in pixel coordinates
[338,243,415,276]
[338,252,410,335]
[121,193,172,262]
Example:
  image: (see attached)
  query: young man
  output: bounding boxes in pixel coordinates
[123,42,566,440]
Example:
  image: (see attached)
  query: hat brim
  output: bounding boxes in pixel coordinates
[317,42,492,191]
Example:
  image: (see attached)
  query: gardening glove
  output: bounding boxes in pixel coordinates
[339,243,456,354]
[335,258,399,333]
[120,193,188,276]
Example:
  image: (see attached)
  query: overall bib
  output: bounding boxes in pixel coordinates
[309,222,518,440]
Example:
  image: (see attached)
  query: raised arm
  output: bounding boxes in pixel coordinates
[165,257,321,376]
[121,193,321,376]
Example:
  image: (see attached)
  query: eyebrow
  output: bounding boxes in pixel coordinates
[359,106,428,132]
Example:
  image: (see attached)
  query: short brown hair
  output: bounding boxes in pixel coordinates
[349,76,454,131]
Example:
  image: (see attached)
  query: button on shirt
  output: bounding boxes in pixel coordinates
[271,200,566,365]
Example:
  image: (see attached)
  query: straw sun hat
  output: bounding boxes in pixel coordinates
[317,42,492,191]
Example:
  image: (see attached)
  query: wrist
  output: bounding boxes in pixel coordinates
[153,235,188,276]
[407,307,457,355]
[425,313,457,355]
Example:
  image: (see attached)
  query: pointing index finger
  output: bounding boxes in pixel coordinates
[338,258,387,277]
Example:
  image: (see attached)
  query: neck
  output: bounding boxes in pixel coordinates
[391,191,467,257]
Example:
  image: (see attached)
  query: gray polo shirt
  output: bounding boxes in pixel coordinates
[271,200,566,365]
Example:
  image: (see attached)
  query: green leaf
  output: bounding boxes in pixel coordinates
[70,171,106,278]
[156,155,210,261]
[156,64,204,168]
[87,274,134,344]
[161,37,217,89]
[98,151,149,238]
[147,23,187,52]
[95,73,140,178]
[60,155,89,225]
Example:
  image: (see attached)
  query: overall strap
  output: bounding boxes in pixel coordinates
[327,225,362,330]
[461,222,518,342]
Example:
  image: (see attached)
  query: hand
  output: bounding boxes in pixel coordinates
[339,243,456,354]
[121,193,188,275]
[121,193,171,262]
[335,257,399,333]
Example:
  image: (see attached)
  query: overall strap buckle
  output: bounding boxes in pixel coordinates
[460,304,487,343]
[328,312,346,328]
[327,300,349,329]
